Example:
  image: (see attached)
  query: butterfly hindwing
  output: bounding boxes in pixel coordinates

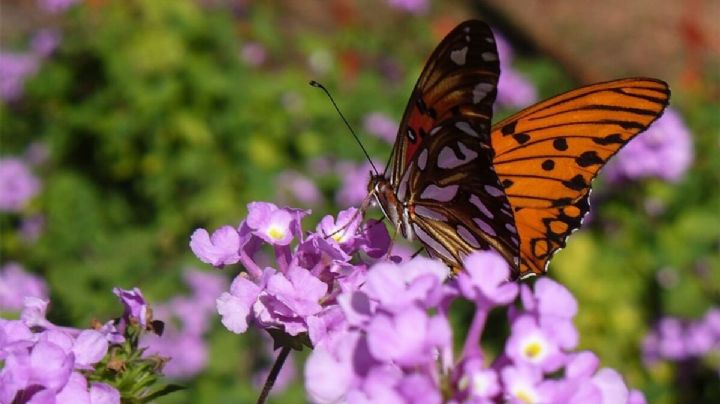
[401,120,519,269]
[490,78,670,277]
[389,20,500,184]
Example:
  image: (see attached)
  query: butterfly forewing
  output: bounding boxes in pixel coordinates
[490,78,670,277]
[388,20,500,184]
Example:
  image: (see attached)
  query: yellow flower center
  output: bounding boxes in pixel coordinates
[267,226,285,240]
[523,341,543,359]
[516,389,536,404]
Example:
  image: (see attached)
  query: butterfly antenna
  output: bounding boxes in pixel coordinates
[309,80,380,175]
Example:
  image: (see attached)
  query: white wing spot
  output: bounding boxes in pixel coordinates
[473,218,497,237]
[455,121,480,137]
[481,52,497,62]
[473,83,494,104]
[484,185,504,197]
[505,223,517,234]
[429,126,442,135]
[465,35,470,42]
[420,184,459,202]
[417,149,428,170]
[464,26,471,33]
[469,194,494,219]
[397,161,413,201]
[457,225,481,248]
[485,37,495,43]
[450,47,468,65]
[413,223,454,262]
[438,143,478,169]
[414,206,447,221]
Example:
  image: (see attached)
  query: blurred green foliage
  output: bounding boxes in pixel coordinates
[1,0,718,403]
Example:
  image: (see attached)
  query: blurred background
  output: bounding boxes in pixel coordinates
[1,0,718,402]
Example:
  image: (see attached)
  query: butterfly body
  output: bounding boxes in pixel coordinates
[367,20,670,278]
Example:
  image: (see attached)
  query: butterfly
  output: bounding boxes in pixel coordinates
[367,20,670,279]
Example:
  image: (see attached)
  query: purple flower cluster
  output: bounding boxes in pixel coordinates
[604,108,694,183]
[494,32,538,109]
[363,112,399,144]
[642,307,720,370]
[190,202,644,402]
[141,269,228,379]
[386,0,429,15]
[0,296,127,403]
[0,262,48,312]
[276,170,322,207]
[0,158,40,212]
[37,0,79,14]
[335,160,382,207]
[190,202,390,341]
[0,285,179,403]
[304,251,643,403]
[0,29,60,103]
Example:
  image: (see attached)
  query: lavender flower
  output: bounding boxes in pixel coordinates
[604,108,693,183]
[276,170,322,207]
[642,306,720,370]
[191,203,390,346]
[0,262,48,311]
[0,158,41,212]
[493,32,538,109]
[37,0,79,14]
[141,269,226,379]
[241,42,267,67]
[301,249,642,403]
[30,29,61,58]
[386,0,429,14]
[0,298,117,403]
[363,112,398,144]
[113,287,149,327]
[0,53,39,102]
[335,160,381,207]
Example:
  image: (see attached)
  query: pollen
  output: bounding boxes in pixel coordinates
[523,340,544,360]
[267,226,285,240]
[515,389,536,404]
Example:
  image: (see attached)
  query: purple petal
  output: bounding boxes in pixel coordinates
[89,382,120,404]
[216,275,261,334]
[56,372,90,404]
[112,287,148,326]
[73,330,108,367]
[592,368,629,404]
[190,226,241,267]
[29,340,74,391]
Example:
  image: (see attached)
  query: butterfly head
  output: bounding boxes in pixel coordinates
[367,174,402,231]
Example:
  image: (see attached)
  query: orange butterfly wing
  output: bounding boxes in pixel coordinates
[490,78,670,278]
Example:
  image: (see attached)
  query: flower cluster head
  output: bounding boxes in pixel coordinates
[190,202,391,347]
[0,286,175,403]
[493,32,538,110]
[302,251,644,403]
[0,262,48,312]
[141,269,228,379]
[0,157,40,212]
[605,108,693,183]
[191,202,646,402]
[642,307,720,371]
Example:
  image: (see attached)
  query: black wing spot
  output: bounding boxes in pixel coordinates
[416,97,428,114]
[553,138,568,151]
[501,121,517,135]
[576,151,603,167]
[551,197,573,207]
[514,207,523,212]
[428,107,438,120]
[562,174,587,191]
[513,133,530,144]
[541,159,555,171]
[592,133,624,145]
[502,179,514,189]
